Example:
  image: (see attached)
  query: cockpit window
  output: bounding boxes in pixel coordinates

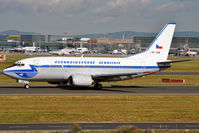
[11,62,25,67]
[6,62,24,69]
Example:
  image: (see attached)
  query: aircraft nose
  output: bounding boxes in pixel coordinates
[2,68,9,76]
[2,68,13,77]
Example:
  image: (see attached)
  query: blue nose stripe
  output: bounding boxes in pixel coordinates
[3,65,38,78]
[15,72,37,78]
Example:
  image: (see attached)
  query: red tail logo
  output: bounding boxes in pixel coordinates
[156,44,163,49]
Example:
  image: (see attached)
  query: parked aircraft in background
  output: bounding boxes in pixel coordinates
[185,49,197,56]
[176,38,198,57]
[3,23,193,89]
[111,49,128,55]
[177,47,197,56]
[50,47,89,55]
[10,42,41,53]
[14,46,41,53]
[49,47,75,55]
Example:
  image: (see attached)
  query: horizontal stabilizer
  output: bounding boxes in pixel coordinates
[157,59,196,65]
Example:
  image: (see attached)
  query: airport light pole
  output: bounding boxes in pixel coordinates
[64,32,68,48]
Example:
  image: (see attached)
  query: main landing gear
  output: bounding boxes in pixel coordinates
[94,83,102,89]
[24,84,31,89]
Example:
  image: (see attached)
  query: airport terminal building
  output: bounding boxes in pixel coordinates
[0,33,199,54]
[133,36,199,48]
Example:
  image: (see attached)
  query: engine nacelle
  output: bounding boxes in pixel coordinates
[69,75,93,86]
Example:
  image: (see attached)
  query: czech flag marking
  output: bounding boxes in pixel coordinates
[156,44,163,49]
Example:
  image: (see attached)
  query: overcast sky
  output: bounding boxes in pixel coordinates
[0,0,199,35]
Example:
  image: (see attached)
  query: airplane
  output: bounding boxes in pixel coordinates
[2,23,194,89]
[14,46,41,52]
[49,47,75,55]
[49,47,89,55]
[11,42,41,53]
[111,49,128,55]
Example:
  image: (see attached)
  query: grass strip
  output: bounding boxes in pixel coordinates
[0,96,198,123]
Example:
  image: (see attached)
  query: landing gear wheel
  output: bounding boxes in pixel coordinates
[94,83,102,89]
[24,84,30,89]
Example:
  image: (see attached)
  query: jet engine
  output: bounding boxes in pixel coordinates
[69,74,93,86]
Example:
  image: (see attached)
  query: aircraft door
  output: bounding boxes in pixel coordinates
[140,61,145,72]
[33,59,40,72]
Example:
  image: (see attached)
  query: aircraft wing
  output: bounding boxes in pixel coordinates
[93,72,148,82]
[157,59,196,65]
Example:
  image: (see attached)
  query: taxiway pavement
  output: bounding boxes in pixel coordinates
[0,85,199,96]
[0,122,199,131]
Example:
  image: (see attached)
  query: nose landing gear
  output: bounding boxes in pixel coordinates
[17,79,30,89]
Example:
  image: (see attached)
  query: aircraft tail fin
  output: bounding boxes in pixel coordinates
[128,23,176,61]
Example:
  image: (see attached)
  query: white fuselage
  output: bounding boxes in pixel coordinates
[3,56,169,82]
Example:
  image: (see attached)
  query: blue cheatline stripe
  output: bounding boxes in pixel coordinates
[168,22,176,24]
[38,65,49,68]
[38,65,170,69]
[4,65,170,74]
